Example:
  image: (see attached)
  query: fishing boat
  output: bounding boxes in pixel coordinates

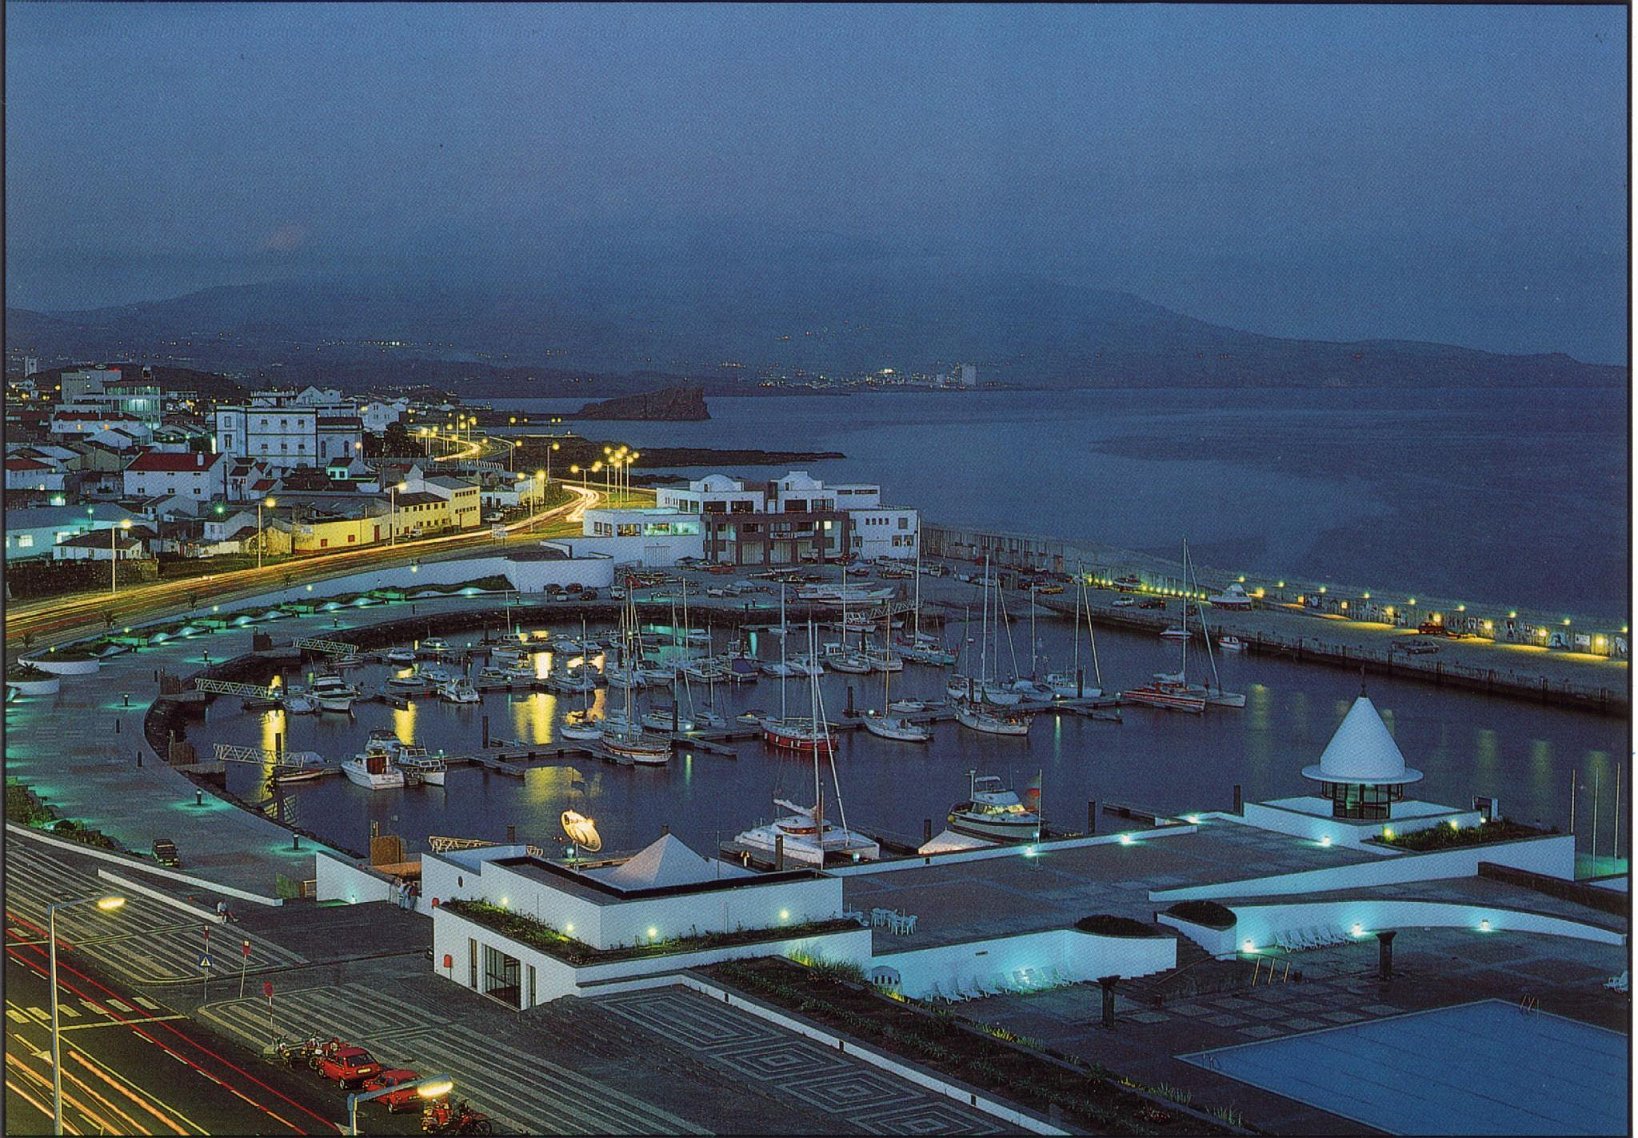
[947,772,1044,841]
[735,660,878,866]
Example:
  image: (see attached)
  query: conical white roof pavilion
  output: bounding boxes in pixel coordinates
[586,833,751,889]
[1301,696,1423,786]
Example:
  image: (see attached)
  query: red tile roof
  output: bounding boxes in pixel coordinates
[126,450,224,473]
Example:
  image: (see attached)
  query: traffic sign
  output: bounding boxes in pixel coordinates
[262,981,274,999]
[198,953,214,971]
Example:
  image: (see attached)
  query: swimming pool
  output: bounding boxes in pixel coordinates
[1181,999,1627,1135]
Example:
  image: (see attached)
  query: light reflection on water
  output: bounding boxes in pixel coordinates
[217,618,1626,860]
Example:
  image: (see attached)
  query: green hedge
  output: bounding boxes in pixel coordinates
[1379,819,1552,852]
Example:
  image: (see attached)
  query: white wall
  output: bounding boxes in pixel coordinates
[1241,800,1482,849]
[503,553,616,592]
[1230,898,1625,953]
[432,906,873,1006]
[553,535,703,568]
[874,928,1175,1001]
[314,852,396,905]
[1150,834,1576,902]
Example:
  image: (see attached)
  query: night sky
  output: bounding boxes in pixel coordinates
[5,3,1628,363]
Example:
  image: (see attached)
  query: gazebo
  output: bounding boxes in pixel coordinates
[1301,696,1423,820]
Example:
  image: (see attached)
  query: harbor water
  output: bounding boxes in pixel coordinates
[207,610,1629,865]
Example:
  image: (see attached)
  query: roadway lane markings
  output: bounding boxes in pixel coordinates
[105,999,133,1013]
[5,1009,28,1023]
[61,1014,188,1031]
[79,999,109,1015]
[59,1004,81,1018]
[133,996,160,1010]
[25,1006,49,1022]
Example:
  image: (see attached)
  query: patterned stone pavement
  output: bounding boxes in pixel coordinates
[597,987,1009,1135]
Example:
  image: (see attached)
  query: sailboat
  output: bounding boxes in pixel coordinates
[1044,577,1104,698]
[1122,540,1243,711]
[600,591,672,764]
[899,550,956,665]
[972,560,1022,706]
[761,622,837,755]
[734,650,880,866]
[862,647,931,742]
[1177,543,1246,708]
[761,586,805,677]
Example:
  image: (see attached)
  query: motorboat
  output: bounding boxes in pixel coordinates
[270,752,330,784]
[309,674,359,714]
[641,705,694,733]
[760,660,802,678]
[341,745,405,790]
[384,647,417,664]
[394,752,447,786]
[488,644,529,668]
[899,639,958,666]
[1208,584,1255,610]
[1160,626,1191,640]
[437,677,481,704]
[862,713,931,742]
[387,670,435,692]
[419,637,451,656]
[947,772,1043,841]
[862,646,903,673]
[682,658,729,683]
[737,708,771,725]
[1219,636,1247,653]
[1043,671,1101,699]
[279,687,319,715]
[887,698,927,714]
[953,699,1030,736]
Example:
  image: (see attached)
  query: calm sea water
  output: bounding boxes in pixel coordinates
[214,614,1627,864]
[490,387,1628,617]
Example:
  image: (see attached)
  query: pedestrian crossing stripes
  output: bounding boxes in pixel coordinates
[4,843,308,983]
[200,984,708,1135]
[105,999,133,1013]
[5,1009,28,1023]
[132,997,160,1010]
[57,1005,80,1018]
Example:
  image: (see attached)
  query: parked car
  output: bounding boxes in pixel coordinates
[580,588,599,601]
[152,838,180,867]
[362,1068,426,1112]
[610,587,626,600]
[1137,598,1167,609]
[1112,597,1136,608]
[315,1046,383,1087]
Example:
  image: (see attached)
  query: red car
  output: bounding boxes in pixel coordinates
[315,1046,383,1087]
[362,1067,424,1112]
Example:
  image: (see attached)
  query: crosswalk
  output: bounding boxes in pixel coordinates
[4,841,307,984]
[200,981,708,1135]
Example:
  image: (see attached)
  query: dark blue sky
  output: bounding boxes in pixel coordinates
[6,4,1628,363]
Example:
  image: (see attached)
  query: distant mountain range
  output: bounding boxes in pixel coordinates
[5,269,1625,395]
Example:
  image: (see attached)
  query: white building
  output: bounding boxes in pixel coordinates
[121,449,228,501]
[358,399,409,433]
[574,506,705,566]
[655,470,918,564]
[214,403,318,469]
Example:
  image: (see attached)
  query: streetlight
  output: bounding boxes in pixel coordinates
[49,895,126,1135]
[546,441,560,485]
[258,497,277,570]
[109,518,132,594]
[346,1072,454,1137]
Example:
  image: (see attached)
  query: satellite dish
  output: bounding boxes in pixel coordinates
[561,810,602,853]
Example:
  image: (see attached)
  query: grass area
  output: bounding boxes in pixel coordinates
[442,899,858,966]
[5,780,124,851]
[1378,818,1554,852]
[708,957,1242,1135]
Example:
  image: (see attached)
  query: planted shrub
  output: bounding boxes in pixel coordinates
[1165,900,1236,929]
[1074,914,1164,938]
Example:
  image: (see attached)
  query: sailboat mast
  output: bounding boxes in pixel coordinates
[979,555,990,688]
[779,584,789,720]
[808,620,825,833]
[913,546,923,642]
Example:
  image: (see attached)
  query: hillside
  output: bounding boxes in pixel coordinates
[5,270,1625,394]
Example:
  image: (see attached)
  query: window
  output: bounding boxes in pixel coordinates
[260,443,269,453]
[347,534,356,543]
[899,517,909,529]
[16,534,34,548]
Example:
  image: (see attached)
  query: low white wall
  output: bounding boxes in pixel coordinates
[828,825,1199,878]
[556,535,704,567]
[1241,800,1481,850]
[874,928,1175,1000]
[314,852,396,905]
[1156,913,1238,957]
[1231,898,1626,952]
[1150,835,1575,901]
[432,906,873,1005]
[5,822,286,906]
[504,553,616,593]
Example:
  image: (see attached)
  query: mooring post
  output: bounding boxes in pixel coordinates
[1377,930,1397,981]
[1098,975,1119,1028]
[774,834,785,871]
[1233,784,1243,815]
[1087,800,1097,834]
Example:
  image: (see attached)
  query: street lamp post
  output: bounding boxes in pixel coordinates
[346,1072,454,1137]
[109,518,132,594]
[258,497,277,570]
[50,896,126,1135]
[546,441,559,485]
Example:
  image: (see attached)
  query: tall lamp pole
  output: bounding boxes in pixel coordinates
[109,518,132,594]
[50,896,126,1135]
[346,1073,454,1137]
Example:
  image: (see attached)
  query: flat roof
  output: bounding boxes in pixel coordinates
[841,821,1377,951]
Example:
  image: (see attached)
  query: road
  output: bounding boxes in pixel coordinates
[5,483,603,662]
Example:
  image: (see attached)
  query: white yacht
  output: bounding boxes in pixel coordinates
[437,677,481,704]
[341,734,406,790]
[309,674,359,713]
[947,772,1043,841]
[862,713,931,743]
[953,699,1030,736]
